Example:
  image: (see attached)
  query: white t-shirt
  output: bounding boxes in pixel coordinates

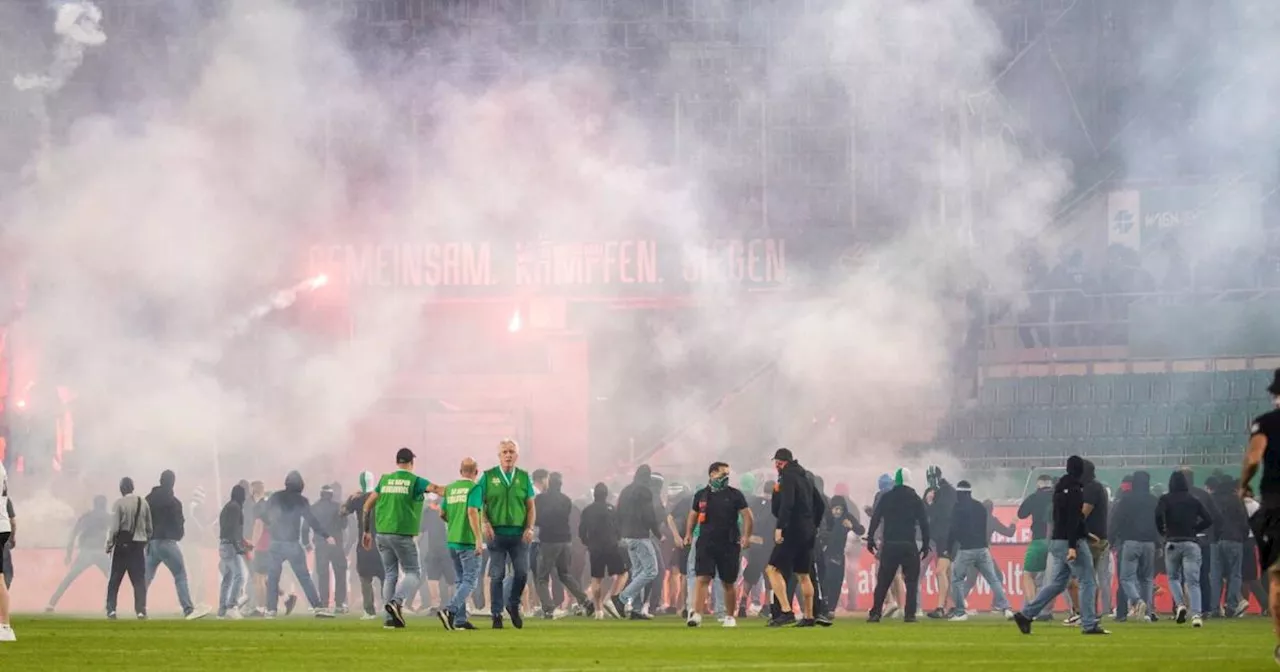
[0,463,9,534]
[1246,498,1260,538]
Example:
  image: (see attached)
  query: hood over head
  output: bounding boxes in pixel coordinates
[358,471,376,493]
[895,467,912,488]
[93,495,107,510]
[320,484,334,500]
[877,473,893,492]
[830,495,849,514]
[1132,471,1151,493]
[1066,456,1085,479]
[230,484,246,504]
[285,470,305,494]
[633,464,652,485]
[740,472,758,494]
[1082,460,1096,484]
[159,469,176,489]
[593,482,608,503]
[1169,470,1190,493]
[956,480,973,502]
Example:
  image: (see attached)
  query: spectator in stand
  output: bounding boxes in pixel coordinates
[1048,250,1096,347]
[1017,250,1051,348]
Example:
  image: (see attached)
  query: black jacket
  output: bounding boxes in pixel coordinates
[147,485,186,542]
[947,490,990,551]
[535,483,574,544]
[772,461,821,537]
[304,490,346,546]
[822,496,864,559]
[218,485,247,548]
[1156,471,1213,542]
[579,485,621,550]
[1052,457,1087,546]
[266,471,327,544]
[867,484,930,548]
[927,479,957,549]
[1184,474,1219,542]
[1109,471,1160,544]
[1211,482,1250,543]
[617,466,662,540]
[343,491,384,578]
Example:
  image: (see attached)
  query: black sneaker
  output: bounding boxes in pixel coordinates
[584,601,596,617]
[1176,606,1188,624]
[1082,627,1110,635]
[795,618,817,628]
[106,611,117,620]
[284,594,298,616]
[386,601,406,628]
[1014,612,1032,635]
[926,607,947,619]
[903,615,917,623]
[455,621,477,630]
[507,605,523,630]
[541,611,556,620]
[491,615,504,629]
[1273,644,1280,666]
[437,608,454,631]
[1146,613,1159,623]
[767,612,797,628]
[610,596,626,619]
[866,614,881,623]
[629,611,651,620]
[815,612,834,627]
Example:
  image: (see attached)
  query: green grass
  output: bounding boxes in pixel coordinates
[3,614,1277,671]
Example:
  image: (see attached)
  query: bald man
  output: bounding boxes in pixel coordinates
[440,458,484,630]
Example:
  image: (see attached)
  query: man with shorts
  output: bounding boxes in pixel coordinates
[684,462,752,628]
[579,482,625,619]
[737,474,772,618]
[1017,475,1054,617]
[925,465,957,619]
[764,448,822,627]
[1240,368,1280,663]
[361,448,445,628]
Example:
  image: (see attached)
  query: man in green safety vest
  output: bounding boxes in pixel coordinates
[477,439,536,629]
[437,458,484,630]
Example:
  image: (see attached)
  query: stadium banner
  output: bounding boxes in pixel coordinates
[305,231,860,299]
[11,543,1264,615]
[1135,182,1262,253]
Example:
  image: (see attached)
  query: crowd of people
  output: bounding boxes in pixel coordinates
[2,368,1280,665]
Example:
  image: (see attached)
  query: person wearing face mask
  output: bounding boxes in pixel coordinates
[217,484,252,619]
[1157,470,1213,628]
[1108,470,1159,622]
[1012,455,1108,636]
[46,495,112,612]
[579,482,625,620]
[925,465,958,619]
[1242,369,1280,664]
[821,496,863,616]
[944,482,1014,620]
[145,469,208,620]
[266,470,334,619]
[304,483,349,613]
[866,467,929,623]
[684,462,752,628]
[342,471,385,620]
[764,448,822,627]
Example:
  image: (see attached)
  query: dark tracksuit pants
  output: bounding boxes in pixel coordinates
[822,553,846,614]
[314,540,348,608]
[106,542,148,615]
[871,542,920,618]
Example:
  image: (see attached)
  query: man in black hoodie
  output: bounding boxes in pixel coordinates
[944,481,1014,620]
[1157,470,1213,627]
[1013,455,1107,635]
[1066,460,1112,624]
[46,495,111,612]
[765,448,822,627]
[615,464,662,618]
[821,495,863,618]
[1179,468,1219,618]
[866,467,929,623]
[265,470,335,618]
[144,470,207,619]
[925,465,958,619]
[1110,470,1159,621]
[304,483,348,612]
[217,484,251,619]
[1207,476,1250,618]
[535,472,592,617]
[579,482,624,619]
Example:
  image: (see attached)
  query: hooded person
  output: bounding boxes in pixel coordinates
[534,472,593,618]
[924,465,959,619]
[142,470,205,619]
[764,448,823,627]
[1208,476,1251,618]
[735,472,774,618]
[1013,455,1108,636]
[1066,460,1113,621]
[1157,470,1213,626]
[944,481,1014,620]
[820,495,864,617]
[1108,470,1159,621]
[46,494,112,612]
[580,482,625,619]
[342,470,385,619]
[614,464,663,618]
[106,476,152,619]
[263,470,333,618]
[216,484,251,618]
[305,483,349,612]
[866,466,929,622]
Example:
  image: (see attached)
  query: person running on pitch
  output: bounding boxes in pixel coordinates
[684,462,753,628]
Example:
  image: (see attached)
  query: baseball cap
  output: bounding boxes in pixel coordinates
[395,447,416,464]
[772,448,794,462]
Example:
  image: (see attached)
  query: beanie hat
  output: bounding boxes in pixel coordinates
[894,467,912,487]
[358,470,377,493]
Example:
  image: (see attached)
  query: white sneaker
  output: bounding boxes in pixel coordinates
[1192,615,1203,628]
[0,626,15,642]
[722,616,737,628]
[593,611,605,621]
[1062,613,1081,626]
[312,608,336,619]
[687,612,702,627]
[747,604,763,616]
[360,613,378,620]
[949,613,968,622]
[1234,600,1251,618]
[1002,609,1015,620]
[640,604,651,618]
[186,606,211,621]
[226,610,243,621]
[551,608,569,620]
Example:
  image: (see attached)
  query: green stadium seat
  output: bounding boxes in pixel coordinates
[1249,370,1273,398]
[990,410,1013,439]
[1211,372,1233,403]
[1150,375,1172,404]
[1015,378,1036,405]
[1092,376,1117,405]
[1050,410,1071,439]
[972,411,993,440]
[979,380,999,407]
[1051,376,1076,405]
[1229,371,1254,401]
[1107,407,1135,437]
[1171,372,1213,404]
[1084,407,1109,437]
[1130,375,1154,404]
[1033,378,1054,406]
[953,414,974,440]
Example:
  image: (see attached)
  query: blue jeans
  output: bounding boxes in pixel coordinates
[266,540,322,613]
[1165,541,1202,615]
[685,542,725,616]
[448,548,481,625]
[951,548,1011,612]
[619,538,658,607]
[145,540,194,613]
[376,533,421,607]
[217,543,246,615]
[487,534,528,617]
[1210,541,1243,614]
[1119,541,1155,609]
[1020,539,1098,630]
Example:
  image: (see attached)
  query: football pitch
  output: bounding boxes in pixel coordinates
[3,614,1275,671]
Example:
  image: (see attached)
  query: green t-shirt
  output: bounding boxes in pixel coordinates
[476,466,533,537]
[443,479,484,550]
[375,470,431,537]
